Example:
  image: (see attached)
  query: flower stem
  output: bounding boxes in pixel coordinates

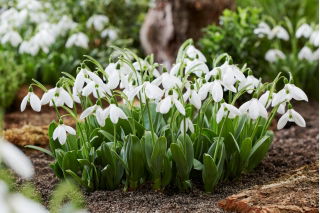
[145,97,156,144]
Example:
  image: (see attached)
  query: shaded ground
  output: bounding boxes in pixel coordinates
[6,101,319,212]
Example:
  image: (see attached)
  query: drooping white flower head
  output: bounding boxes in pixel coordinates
[53,123,76,145]
[185,45,207,62]
[295,23,313,38]
[254,22,272,38]
[104,104,128,124]
[183,83,202,110]
[131,82,164,102]
[216,103,240,123]
[82,72,111,98]
[101,28,118,40]
[238,75,260,94]
[198,80,224,102]
[277,109,306,129]
[272,83,308,106]
[309,30,319,47]
[65,32,89,49]
[258,90,272,108]
[179,118,194,133]
[156,91,185,115]
[152,71,182,91]
[298,46,315,62]
[1,31,22,47]
[265,49,285,62]
[239,98,268,120]
[0,138,34,179]
[80,104,107,127]
[271,26,289,40]
[86,15,109,31]
[41,87,74,108]
[20,91,41,112]
[184,59,209,77]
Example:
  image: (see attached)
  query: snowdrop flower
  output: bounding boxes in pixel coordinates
[271,26,289,40]
[179,118,194,133]
[238,75,260,94]
[157,91,185,115]
[185,45,206,62]
[132,60,160,78]
[80,104,107,126]
[258,91,272,108]
[277,109,306,129]
[298,46,314,62]
[0,138,34,179]
[41,87,73,108]
[66,32,89,49]
[19,40,40,56]
[185,59,209,77]
[309,30,319,47]
[272,84,308,106]
[21,91,41,112]
[73,68,91,93]
[1,31,22,47]
[199,80,224,102]
[105,104,128,124]
[295,23,313,38]
[131,82,164,101]
[53,123,76,145]
[183,84,202,109]
[101,28,118,40]
[86,15,109,31]
[169,62,182,76]
[313,49,319,61]
[265,49,285,62]
[152,71,182,90]
[254,22,272,38]
[82,72,111,98]
[277,102,286,114]
[216,103,240,123]
[239,98,268,120]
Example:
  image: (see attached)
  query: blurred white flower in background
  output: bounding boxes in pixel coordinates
[298,46,315,62]
[86,15,109,31]
[1,31,22,47]
[20,91,41,112]
[66,32,89,49]
[309,30,319,47]
[295,23,313,38]
[271,26,289,40]
[101,28,118,40]
[254,22,272,38]
[265,49,285,62]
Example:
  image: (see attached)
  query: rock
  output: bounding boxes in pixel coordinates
[218,163,319,213]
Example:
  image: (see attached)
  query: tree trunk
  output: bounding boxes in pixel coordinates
[140,0,235,66]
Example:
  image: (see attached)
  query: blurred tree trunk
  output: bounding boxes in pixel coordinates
[140,0,235,66]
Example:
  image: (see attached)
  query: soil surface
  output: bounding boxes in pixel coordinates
[6,101,319,213]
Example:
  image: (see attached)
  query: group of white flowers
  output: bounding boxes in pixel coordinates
[0,0,117,55]
[21,43,308,145]
[254,22,319,62]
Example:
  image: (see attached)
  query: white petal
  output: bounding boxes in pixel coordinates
[211,80,223,102]
[277,112,289,129]
[52,125,62,141]
[187,118,194,133]
[58,128,67,145]
[288,84,308,102]
[277,103,286,114]
[216,105,225,124]
[225,103,240,116]
[291,109,306,127]
[257,101,268,119]
[107,71,120,89]
[239,101,250,115]
[174,99,185,115]
[190,91,201,110]
[82,82,95,97]
[0,139,34,179]
[159,96,172,114]
[80,105,96,119]
[29,93,41,112]
[145,83,163,100]
[20,94,29,112]
[248,99,260,120]
[199,83,211,100]
[109,105,120,124]
[41,89,55,105]
[63,125,76,135]
[60,88,73,108]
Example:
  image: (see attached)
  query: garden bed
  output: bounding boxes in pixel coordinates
[5,101,318,212]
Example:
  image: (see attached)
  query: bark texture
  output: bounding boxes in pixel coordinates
[140,0,235,65]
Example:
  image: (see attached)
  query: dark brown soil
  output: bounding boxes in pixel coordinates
[8,101,319,213]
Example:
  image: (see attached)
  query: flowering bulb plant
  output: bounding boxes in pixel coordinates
[24,40,308,192]
[0,0,148,84]
[199,8,319,98]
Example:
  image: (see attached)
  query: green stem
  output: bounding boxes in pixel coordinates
[0,108,4,136]
[145,97,156,144]
[114,124,117,150]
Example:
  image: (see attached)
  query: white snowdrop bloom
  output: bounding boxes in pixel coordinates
[152,72,182,90]
[82,72,111,98]
[1,31,22,47]
[32,29,55,53]
[272,84,308,106]
[53,124,76,145]
[169,62,182,76]
[265,49,285,62]
[258,91,272,108]
[80,104,107,126]
[238,75,260,94]
[86,15,109,31]
[216,103,240,123]
[313,48,319,60]
[185,59,209,77]
[74,68,91,93]
[104,104,128,124]
[183,84,202,110]
[66,32,89,49]
[156,91,185,115]
[277,102,286,114]
[17,0,43,11]
[104,63,121,90]
[254,22,272,38]
[132,60,160,78]
[198,80,224,102]
[298,46,314,62]
[210,63,245,89]
[271,26,289,40]
[55,16,77,36]
[19,40,40,56]
[0,139,34,179]
[101,28,118,40]
[41,87,74,108]
[309,30,319,47]
[179,118,194,133]
[295,23,313,38]
[239,98,268,120]
[20,92,41,112]
[277,109,306,129]
[185,45,207,62]
[132,82,164,101]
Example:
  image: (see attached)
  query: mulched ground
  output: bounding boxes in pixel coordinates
[5,101,319,213]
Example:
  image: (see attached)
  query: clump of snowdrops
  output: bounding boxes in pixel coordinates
[0,0,147,84]
[23,40,308,192]
[0,138,87,213]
